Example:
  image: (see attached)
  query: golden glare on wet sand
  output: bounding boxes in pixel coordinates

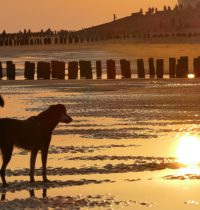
[176,135,200,166]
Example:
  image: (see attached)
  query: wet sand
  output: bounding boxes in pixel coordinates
[1,79,200,209]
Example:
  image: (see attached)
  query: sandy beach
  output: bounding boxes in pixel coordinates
[1,79,200,209]
[3,0,200,209]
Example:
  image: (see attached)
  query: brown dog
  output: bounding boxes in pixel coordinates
[0,103,72,186]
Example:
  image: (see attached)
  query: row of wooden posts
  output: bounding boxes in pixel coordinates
[0,56,200,80]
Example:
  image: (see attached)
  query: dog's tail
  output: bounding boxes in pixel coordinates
[0,95,4,107]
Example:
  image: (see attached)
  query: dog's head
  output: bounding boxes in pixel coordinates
[0,95,4,107]
[48,104,73,124]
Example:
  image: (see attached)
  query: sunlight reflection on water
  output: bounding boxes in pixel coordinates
[176,134,200,167]
[177,166,200,176]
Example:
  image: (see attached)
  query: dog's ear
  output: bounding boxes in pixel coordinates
[48,104,66,113]
[48,105,57,110]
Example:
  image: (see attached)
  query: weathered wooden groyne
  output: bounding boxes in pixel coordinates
[0,56,200,80]
[2,31,200,47]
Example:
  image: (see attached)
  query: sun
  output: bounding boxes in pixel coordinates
[176,135,200,166]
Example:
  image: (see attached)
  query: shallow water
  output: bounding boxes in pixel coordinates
[1,79,200,209]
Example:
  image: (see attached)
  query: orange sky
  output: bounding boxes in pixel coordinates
[0,0,176,32]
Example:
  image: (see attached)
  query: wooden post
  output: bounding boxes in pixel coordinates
[85,61,93,79]
[68,61,78,79]
[169,58,176,78]
[37,62,51,80]
[176,56,188,78]
[24,61,35,80]
[181,56,189,78]
[137,59,145,78]
[193,58,200,78]
[120,59,131,79]
[79,60,93,79]
[148,58,155,78]
[6,61,15,80]
[156,59,164,78]
[55,38,58,44]
[96,60,102,79]
[0,62,3,79]
[176,60,181,78]
[107,59,116,79]
[79,60,87,79]
[51,61,65,79]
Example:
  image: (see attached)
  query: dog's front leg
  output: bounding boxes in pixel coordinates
[30,148,39,182]
[41,145,50,182]
[1,145,13,187]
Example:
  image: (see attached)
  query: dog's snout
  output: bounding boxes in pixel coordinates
[61,114,73,123]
